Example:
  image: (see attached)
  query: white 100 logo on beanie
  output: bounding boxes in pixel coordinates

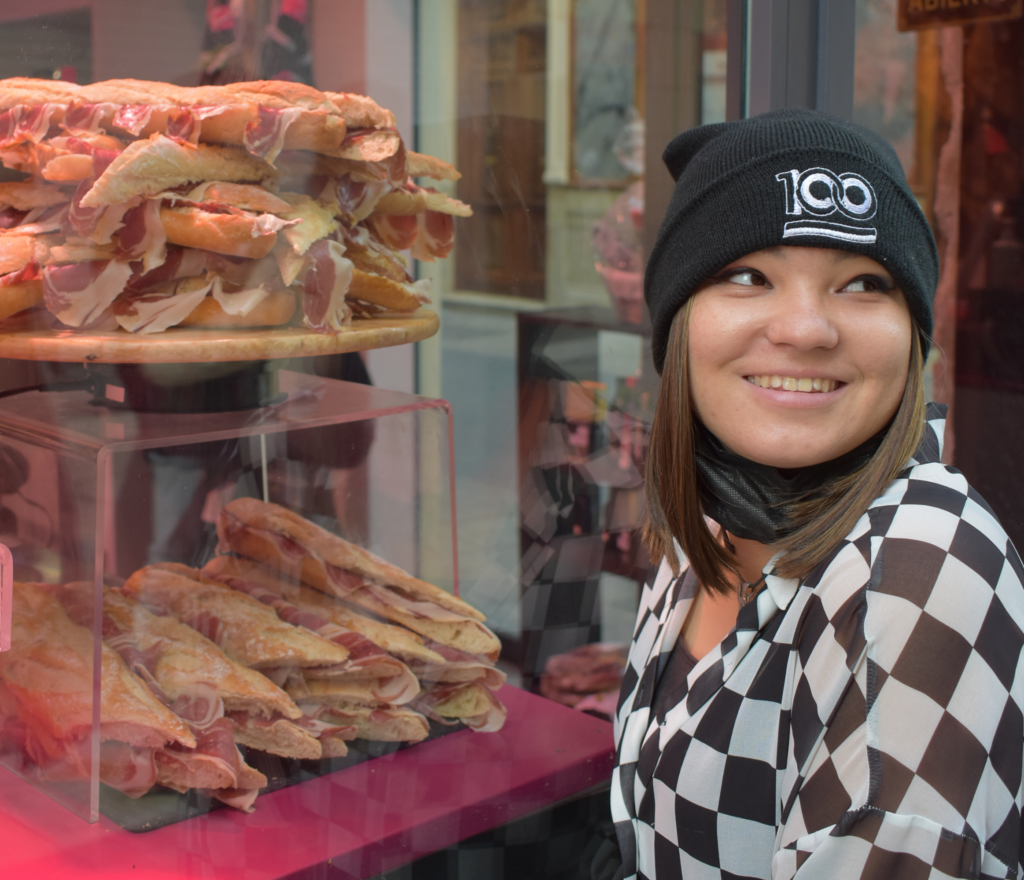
[775,168,878,244]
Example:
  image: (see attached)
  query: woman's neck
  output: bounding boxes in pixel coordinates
[680,531,775,660]
[726,532,775,585]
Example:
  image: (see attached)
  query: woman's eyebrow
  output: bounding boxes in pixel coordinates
[830,250,870,264]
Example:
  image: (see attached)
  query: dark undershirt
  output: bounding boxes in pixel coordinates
[652,631,699,720]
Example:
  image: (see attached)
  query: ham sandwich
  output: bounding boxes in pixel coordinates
[122,562,424,750]
[208,500,507,732]
[92,586,329,762]
[203,554,506,690]
[0,77,470,332]
[0,582,265,809]
[216,498,502,662]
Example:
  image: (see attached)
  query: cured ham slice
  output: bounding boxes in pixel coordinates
[124,244,207,294]
[367,213,418,251]
[42,258,134,327]
[411,682,507,733]
[113,274,214,334]
[244,106,305,164]
[412,210,455,262]
[116,198,166,272]
[301,238,353,331]
[112,104,155,138]
[337,175,392,224]
[211,276,271,317]
[64,100,119,133]
[0,103,59,147]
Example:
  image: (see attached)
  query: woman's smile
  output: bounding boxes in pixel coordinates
[744,374,841,393]
[687,245,913,468]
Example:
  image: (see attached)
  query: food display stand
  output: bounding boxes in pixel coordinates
[0,686,613,880]
[0,320,615,877]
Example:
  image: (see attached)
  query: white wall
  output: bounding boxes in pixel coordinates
[363,0,416,395]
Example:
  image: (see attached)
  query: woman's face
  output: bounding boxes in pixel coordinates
[687,245,913,469]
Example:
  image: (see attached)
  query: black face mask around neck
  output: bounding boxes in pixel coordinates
[693,423,887,544]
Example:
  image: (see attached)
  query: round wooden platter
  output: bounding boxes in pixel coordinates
[0,308,438,363]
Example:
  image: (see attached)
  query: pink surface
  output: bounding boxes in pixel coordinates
[0,686,615,880]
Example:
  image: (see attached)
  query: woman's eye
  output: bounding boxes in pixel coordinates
[719,269,767,287]
[840,274,894,293]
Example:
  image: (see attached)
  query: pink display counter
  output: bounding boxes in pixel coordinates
[0,686,615,880]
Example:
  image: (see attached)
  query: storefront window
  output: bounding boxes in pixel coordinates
[854,3,1024,551]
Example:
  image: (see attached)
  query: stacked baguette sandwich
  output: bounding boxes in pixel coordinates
[0,77,469,333]
[0,501,505,813]
[120,563,428,752]
[0,582,266,810]
[208,498,507,732]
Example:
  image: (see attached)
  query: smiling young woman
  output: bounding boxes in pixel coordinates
[603,110,1024,880]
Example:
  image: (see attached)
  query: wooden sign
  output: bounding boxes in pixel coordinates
[899,0,1023,31]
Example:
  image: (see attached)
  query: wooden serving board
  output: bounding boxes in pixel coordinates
[0,309,438,364]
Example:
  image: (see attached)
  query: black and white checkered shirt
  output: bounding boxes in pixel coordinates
[612,405,1024,879]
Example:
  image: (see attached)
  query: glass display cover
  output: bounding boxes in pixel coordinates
[0,371,463,825]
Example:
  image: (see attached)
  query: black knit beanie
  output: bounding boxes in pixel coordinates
[645,108,939,373]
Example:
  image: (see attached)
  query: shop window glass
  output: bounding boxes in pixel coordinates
[855,3,1024,550]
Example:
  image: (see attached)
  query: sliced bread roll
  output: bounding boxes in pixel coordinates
[121,562,352,670]
[80,134,275,208]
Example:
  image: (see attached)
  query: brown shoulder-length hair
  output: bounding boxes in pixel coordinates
[642,300,927,595]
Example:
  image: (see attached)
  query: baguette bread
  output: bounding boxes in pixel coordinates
[203,554,504,689]
[346,268,424,312]
[317,704,429,743]
[159,205,279,259]
[55,584,322,763]
[373,188,472,218]
[202,554,448,668]
[179,289,297,328]
[122,563,352,670]
[230,712,321,761]
[80,134,275,208]
[0,279,44,321]
[406,150,462,181]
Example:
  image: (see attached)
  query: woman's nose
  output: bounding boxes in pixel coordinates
[763,285,839,350]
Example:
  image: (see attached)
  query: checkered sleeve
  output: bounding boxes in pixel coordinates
[775,463,1024,880]
[612,555,685,879]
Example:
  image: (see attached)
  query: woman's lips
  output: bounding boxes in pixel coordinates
[745,375,842,393]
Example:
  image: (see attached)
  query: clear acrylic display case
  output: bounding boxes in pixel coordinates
[0,369,457,824]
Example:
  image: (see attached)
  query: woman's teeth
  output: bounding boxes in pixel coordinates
[745,375,838,392]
